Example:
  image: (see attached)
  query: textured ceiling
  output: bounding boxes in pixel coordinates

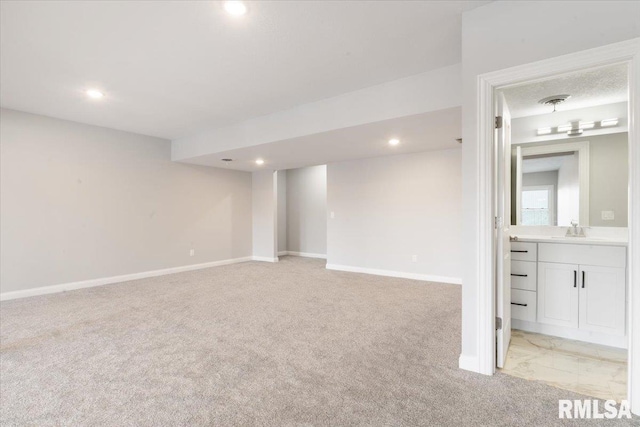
[0,1,487,139]
[502,63,628,119]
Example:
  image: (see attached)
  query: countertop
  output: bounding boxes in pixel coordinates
[510,235,628,246]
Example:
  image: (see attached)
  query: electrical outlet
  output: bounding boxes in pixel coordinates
[601,211,615,221]
[412,255,417,262]
[190,249,195,256]
[330,211,335,219]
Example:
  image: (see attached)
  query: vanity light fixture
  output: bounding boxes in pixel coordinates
[579,121,595,130]
[86,89,104,99]
[224,1,247,16]
[255,158,265,165]
[539,118,619,137]
[388,138,400,146]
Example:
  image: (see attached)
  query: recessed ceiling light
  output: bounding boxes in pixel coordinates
[86,89,104,99]
[601,118,619,127]
[255,159,265,165]
[224,1,247,16]
[537,127,552,135]
[388,138,400,146]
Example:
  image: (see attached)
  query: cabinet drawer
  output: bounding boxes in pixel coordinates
[511,242,537,262]
[538,243,626,268]
[510,260,537,291]
[511,289,536,322]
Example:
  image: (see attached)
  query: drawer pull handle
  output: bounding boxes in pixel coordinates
[582,271,586,288]
[511,302,528,307]
[574,270,577,288]
[511,273,528,277]
[511,250,528,253]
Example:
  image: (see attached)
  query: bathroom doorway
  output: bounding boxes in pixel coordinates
[493,61,631,402]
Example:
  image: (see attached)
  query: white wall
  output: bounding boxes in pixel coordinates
[0,109,253,294]
[327,149,462,283]
[286,165,327,256]
[460,1,640,371]
[522,171,558,188]
[277,170,288,254]
[252,170,277,261]
[589,133,629,227]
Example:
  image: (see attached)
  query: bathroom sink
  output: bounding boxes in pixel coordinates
[550,236,605,241]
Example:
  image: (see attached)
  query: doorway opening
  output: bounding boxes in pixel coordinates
[494,63,630,402]
[276,165,328,262]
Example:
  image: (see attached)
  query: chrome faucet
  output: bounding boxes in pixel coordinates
[566,220,586,237]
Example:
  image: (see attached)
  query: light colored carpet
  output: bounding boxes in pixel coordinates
[0,256,637,426]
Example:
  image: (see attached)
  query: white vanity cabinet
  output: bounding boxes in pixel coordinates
[511,240,627,347]
[537,243,626,336]
[578,265,626,336]
[537,262,579,329]
[538,262,625,336]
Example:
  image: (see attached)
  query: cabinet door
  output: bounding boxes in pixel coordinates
[537,262,579,328]
[579,265,626,336]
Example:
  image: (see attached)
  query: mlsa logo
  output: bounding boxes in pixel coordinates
[559,400,632,419]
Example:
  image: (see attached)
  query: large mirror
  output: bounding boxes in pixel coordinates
[512,134,628,227]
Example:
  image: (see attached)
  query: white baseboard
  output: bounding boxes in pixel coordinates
[458,354,481,373]
[325,263,462,285]
[512,319,627,349]
[0,256,253,302]
[252,256,279,263]
[282,251,327,259]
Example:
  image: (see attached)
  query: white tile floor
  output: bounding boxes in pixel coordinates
[500,329,627,402]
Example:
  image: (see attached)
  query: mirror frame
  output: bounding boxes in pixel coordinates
[515,141,590,226]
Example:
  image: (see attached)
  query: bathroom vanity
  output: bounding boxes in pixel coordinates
[508,130,629,349]
[510,237,627,348]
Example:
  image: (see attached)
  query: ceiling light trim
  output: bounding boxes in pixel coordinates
[224,1,247,16]
[86,89,104,99]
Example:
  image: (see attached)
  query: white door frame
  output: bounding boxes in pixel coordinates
[473,38,640,413]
